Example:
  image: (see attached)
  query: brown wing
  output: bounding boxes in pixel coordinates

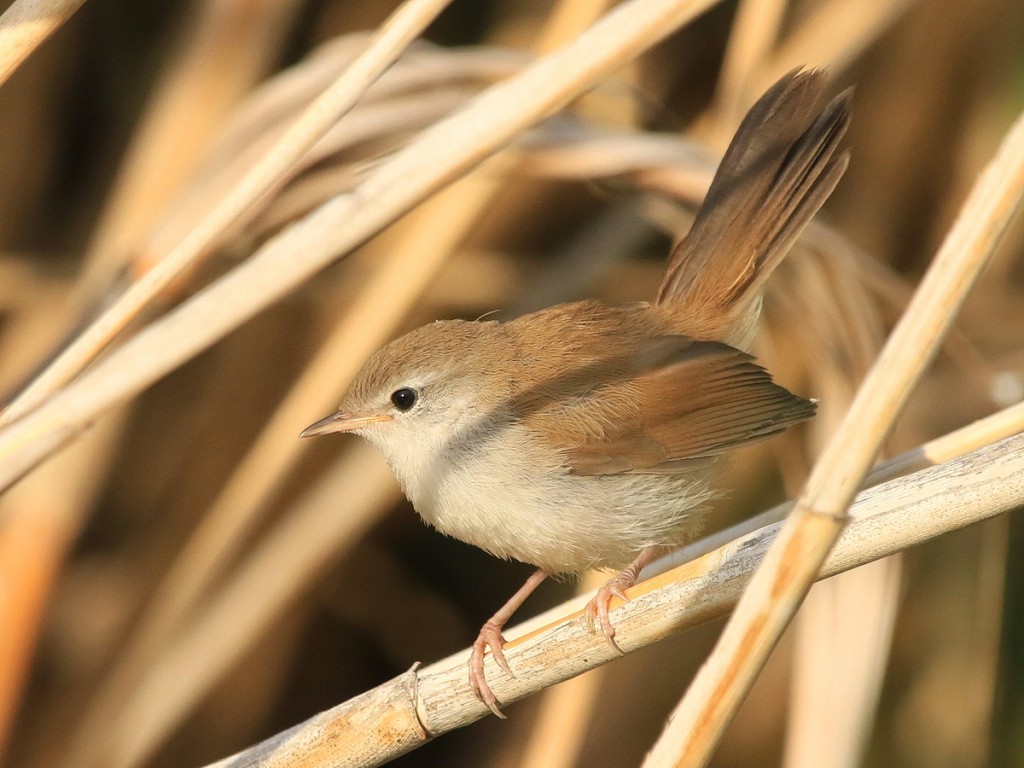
[557,339,815,476]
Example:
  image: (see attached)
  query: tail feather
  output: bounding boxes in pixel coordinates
[657,69,851,343]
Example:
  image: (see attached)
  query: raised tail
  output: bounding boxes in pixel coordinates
[657,68,851,345]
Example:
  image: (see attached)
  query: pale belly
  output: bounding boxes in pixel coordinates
[400,425,715,574]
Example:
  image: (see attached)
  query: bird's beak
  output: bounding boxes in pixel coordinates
[299,411,393,438]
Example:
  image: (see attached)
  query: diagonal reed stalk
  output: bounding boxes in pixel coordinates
[0,0,723,493]
[641,93,1024,768]
[0,0,87,87]
[0,0,454,426]
[62,4,618,765]
[199,428,1024,768]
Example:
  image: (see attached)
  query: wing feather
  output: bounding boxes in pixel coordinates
[554,339,814,476]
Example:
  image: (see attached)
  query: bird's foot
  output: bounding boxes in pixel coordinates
[584,572,636,654]
[469,619,512,718]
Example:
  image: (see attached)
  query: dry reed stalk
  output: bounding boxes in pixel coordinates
[0,504,57,755]
[517,129,712,185]
[151,46,525,255]
[755,197,899,766]
[0,4,308,756]
[83,0,307,276]
[189,42,526,179]
[67,2,622,760]
[489,394,1024,673]
[707,0,787,145]
[538,0,619,50]
[640,96,1024,768]
[0,0,723,490]
[197,430,1024,768]
[647,58,905,760]
[10,46,672,763]
[966,514,1011,766]
[66,44,532,712]
[0,0,99,386]
[754,0,916,94]
[0,0,86,87]
[0,426,115,755]
[0,3,1015,765]
[83,1,625,759]
[0,0,453,426]
[499,3,624,760]
[61,442,398,768]
[868,400,1024,484]
[99,183,668,766]
[65,161,518,767]
[783,558,902,768]
[690,0,911,149]
[0,416,124,758]
[766,263,898,768]
[74,100,1015,757]
[0,2,301,757]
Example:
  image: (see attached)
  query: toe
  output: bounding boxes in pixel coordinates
[468,624,510,718]
[491,643,514,678]
[584,585,625,654]
[469,663,507,718]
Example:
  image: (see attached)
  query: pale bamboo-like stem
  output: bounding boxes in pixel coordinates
[0,0,86,87]
[510,2,623,761]
[199,431,1024,768]
[535,0,617,52]
[641,102,1024,768]
[0,0,453,426]
[0,0,721,493]
[866,400,1024,485]
[477,396,1024,658]
[0,1,303,389]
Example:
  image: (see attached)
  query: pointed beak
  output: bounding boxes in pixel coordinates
[299,411,393,438]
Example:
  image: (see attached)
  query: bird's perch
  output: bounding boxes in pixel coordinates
[202,429,1024,768]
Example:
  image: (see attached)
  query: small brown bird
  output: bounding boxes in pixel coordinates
[302,69,851,716]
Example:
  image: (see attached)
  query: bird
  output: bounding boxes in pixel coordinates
[301,68,851,717]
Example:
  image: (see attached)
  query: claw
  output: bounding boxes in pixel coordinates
[583,547,660,652]
[464,568,549,719]
[584,572,638,654]
[469,620,509,718]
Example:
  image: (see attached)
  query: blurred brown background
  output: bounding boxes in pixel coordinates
[0,1,1023,767]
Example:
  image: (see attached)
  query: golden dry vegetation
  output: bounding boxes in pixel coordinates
[0,1,1023,767]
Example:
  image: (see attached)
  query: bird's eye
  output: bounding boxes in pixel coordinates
[390,387,418,412]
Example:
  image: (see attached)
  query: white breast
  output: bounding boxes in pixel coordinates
[377,421,715,574]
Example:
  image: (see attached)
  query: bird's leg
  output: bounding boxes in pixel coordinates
[585,545,662,650]
[469,568,548,718]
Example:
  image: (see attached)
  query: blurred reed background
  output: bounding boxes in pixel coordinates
[0,0,1022,767]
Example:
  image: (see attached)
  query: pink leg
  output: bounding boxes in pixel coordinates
[585,545,661,651]
[470,568,548,718]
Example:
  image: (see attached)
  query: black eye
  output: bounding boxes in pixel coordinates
[390,387,418,412]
